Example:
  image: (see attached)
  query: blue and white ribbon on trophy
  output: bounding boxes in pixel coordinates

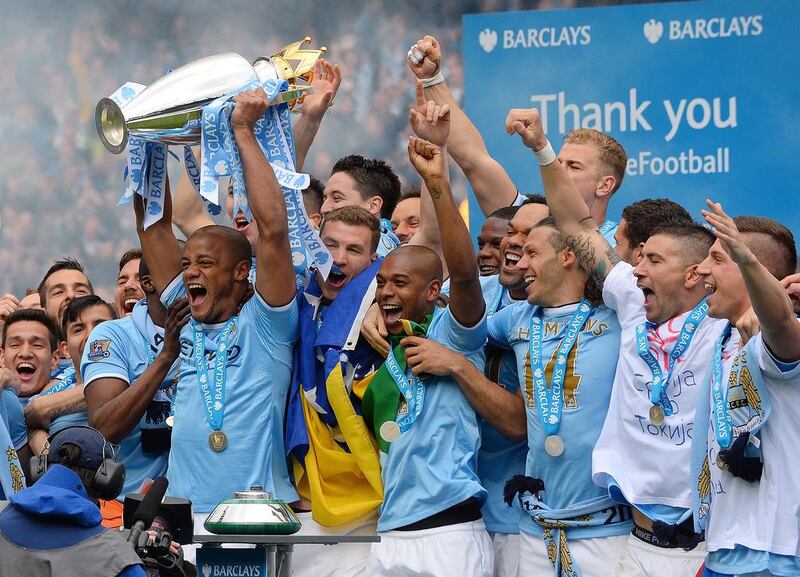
[109,82,170,230]
[199,77,332,282]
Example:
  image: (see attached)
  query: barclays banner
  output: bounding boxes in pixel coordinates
[463,0,800,236]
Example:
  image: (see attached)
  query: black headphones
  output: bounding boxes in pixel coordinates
[28,426,126,501]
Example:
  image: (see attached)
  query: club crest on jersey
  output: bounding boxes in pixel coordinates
[87,339,112,361]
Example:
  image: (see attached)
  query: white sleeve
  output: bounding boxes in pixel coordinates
[754,332,800,381]
[602,261,642,323]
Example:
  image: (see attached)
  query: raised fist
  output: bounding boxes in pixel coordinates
[407,35,441,80]
[505,108,548,151]
[231,87,270,129]
[408,137,446,183]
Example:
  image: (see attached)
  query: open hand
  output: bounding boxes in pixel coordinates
[701,200,756,266]
[300,59,341,120]
[409,81,450,146]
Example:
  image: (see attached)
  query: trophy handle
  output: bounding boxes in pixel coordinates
[96,97,129,154]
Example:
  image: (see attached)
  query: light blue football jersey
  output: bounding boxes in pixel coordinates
[1,389,26,450]
[378,305,488,531]
[477,275,527,535]
[0,398,24,500]
[161,276,299,512]
[488,300,628,539]
[82,300,178,500]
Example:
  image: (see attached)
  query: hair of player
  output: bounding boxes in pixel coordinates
[563,128,627,194]
[302,176,325,215]
[37,257,94,308]
[487,205,521,222]
[118,248,142,273]
[734,216,798,280]
[532,216,568,252]
[385,245,443,283]
[621,199,692,249]
[649,221,716,266]
[1,308,59,350]
[61,295,118,340]
[330,155,402,219]
[520,194,547,206]
[399,185,422,201]
[321,205,381,253]
[56,443,99,500]
[191,225,253,268]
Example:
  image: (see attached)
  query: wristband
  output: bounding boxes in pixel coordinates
[422,70,445,88]
[535,141,557,166]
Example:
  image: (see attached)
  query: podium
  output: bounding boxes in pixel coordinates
[194,533,380,577]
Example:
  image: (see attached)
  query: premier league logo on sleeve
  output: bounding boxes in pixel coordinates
[87,339,112,362]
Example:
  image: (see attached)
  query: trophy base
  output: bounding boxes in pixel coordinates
[96,97,129,154]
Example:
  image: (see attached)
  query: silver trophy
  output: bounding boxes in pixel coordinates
[96,37,326,154]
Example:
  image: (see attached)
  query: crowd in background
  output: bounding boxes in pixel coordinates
[0,0,660,298]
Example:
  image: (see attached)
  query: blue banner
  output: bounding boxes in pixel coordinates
[464,0,800,236]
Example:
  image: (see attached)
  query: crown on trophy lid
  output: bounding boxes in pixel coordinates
[269,36,327,87]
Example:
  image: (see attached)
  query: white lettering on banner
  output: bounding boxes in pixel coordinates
[627,147,730,176]
[503,25,591,49]
[529,90,737,142]
[668,15,763,41]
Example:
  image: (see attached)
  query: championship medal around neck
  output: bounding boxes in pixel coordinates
[649,404,665,425]
[544,434,565,457]
[209,430,228,452]
[380,421,401,443]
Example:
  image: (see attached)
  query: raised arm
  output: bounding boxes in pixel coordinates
[407,137,483,327]
[408,35,517,214]
[292,59,341,172]
[506,108,619,286]
[407,81,447,272]
[702,200,800,361]
[134,178,182,294]
[172,147,214,237]
[230,88,296,306]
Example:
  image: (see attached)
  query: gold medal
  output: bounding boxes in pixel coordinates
[544,435,565,457]
[649,405,665,425]
[209,430,228,452]
[716,453,728,471]
[380,421,401,443]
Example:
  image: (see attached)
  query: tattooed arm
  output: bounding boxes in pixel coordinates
[505,108,620,287]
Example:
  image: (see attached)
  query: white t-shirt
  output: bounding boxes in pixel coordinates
[706,331,800,558]
[592,261,727,509]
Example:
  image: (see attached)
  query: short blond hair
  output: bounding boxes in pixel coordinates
[563,129,627,194]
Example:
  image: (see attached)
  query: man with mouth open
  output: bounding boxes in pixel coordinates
[134,87,299,515]
[692,204,800,577]
[507,107,724,576]
[0,308,60,482]
[399,216,630,577]
[365,136,491,577]
[114,249,145,317]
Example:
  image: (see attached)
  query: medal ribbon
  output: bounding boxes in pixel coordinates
[598,219,617,237]
[192,317,237,432]
[711,322,734,449]
[42,367,77,396]
[528,300,594,436]
[384,318,430,433]
[636,297,709,417]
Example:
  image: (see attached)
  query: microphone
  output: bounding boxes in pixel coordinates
[127,476,169,546]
